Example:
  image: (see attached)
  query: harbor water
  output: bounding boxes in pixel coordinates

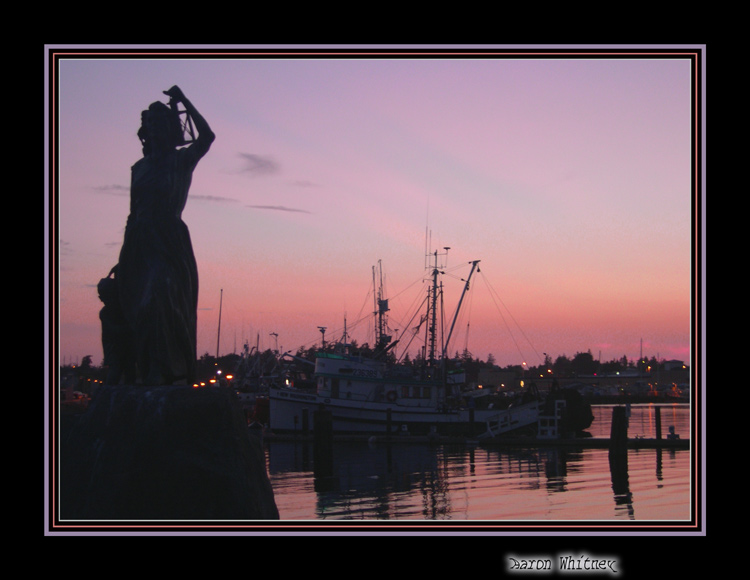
[264,403,693,521]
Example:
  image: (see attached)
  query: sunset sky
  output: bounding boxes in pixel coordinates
[51,46,699,370]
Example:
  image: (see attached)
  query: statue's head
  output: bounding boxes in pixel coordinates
[138,101,183,155]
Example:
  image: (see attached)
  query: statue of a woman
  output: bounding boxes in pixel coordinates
[114,85,214,385]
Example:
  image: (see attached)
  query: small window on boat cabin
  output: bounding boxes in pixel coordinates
[400,385,409,398]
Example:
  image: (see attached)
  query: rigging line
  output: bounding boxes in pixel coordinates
[355,284,374,324]
[443,263,477,350]
[479,272,527,364]
[390,279,430,340]
[447,274,473,358]
[396,292,431,363]
[292,306,377,353]
[462,278,475,356]
[439,263,473,284]
[479,271,545,365]
[390,278,429,350]
[291,306,376,355]
[388,273,428,301]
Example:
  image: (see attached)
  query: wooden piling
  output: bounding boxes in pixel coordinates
[313,406,334,480]
[313,406,333,446]
[609,406,628,454]
[302,407,310,434]
[654,406,662,440]
[608,405,630,499]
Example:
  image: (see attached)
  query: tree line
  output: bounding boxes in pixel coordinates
[59,346,683,394]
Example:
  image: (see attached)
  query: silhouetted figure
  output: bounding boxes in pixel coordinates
[98,265,135,384]
[115,85,214,385]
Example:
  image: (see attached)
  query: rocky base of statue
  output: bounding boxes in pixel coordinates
[60,385,279,521]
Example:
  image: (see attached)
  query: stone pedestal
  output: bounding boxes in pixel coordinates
[60,385,279,520]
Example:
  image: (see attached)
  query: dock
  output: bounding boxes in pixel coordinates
[260,401,689,449]
[260,431,688,449]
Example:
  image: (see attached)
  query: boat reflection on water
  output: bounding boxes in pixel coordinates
[265,441,690,521]
[265,405,691,522]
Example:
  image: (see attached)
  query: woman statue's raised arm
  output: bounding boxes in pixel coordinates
[163,85,215,157]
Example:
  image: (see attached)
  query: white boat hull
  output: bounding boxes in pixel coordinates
[268,385,539,437]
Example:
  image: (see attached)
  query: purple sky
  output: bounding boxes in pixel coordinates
[52,47,698,369]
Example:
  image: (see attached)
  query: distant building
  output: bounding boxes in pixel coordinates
[477,368,519,390]
[663,360,686,371]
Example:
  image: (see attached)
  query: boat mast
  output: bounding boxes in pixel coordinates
[427,250,440,370]
[425,247,451,375]
[373,260,391,352]
[216,288,223,358]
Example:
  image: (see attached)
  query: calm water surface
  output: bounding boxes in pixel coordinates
[265,404,692,521]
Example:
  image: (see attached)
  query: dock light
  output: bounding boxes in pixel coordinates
[226,374,233,381]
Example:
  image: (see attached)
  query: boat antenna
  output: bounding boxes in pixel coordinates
[318,326,327,349]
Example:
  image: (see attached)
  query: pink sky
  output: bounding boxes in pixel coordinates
[51,47,699,369]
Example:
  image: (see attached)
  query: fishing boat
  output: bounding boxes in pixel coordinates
[268,250,541,438]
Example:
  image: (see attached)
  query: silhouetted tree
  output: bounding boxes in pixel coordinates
[553,355,572,376]
[571,350,597,375]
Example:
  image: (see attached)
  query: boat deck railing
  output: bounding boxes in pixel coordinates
[476,400,541,439]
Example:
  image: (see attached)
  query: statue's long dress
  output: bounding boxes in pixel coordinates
[118,146,201,385]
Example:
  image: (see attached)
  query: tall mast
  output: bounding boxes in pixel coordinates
[372,265,377,345]
[216,288,223,358]
[374,260,390,351]
[425,247,451,372]
[427,250,440,369]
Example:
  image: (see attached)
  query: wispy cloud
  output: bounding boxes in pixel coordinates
[192,194,238,203]
[238,153,280,176]
[247,205,311,214]
[290,179,320,188]
[93,185,129,196]
[94,185,237,205]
